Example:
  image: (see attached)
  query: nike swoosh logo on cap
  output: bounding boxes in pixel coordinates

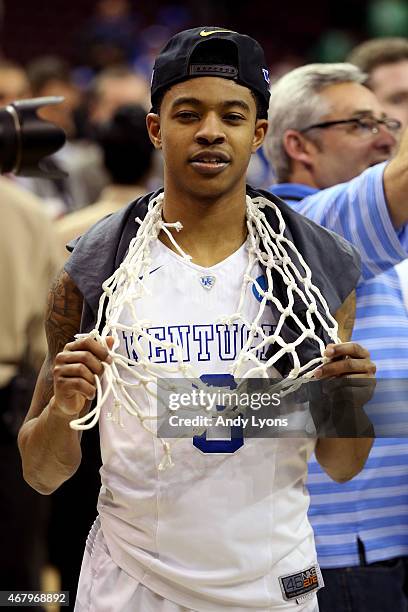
[199,29,234,37]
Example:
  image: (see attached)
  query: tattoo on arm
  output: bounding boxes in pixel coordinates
[45,271,83,355]
[39,271,83,407]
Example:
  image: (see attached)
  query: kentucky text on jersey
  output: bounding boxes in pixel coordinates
[121,323,276,364]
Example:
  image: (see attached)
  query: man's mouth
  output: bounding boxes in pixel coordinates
[189,152,230,175]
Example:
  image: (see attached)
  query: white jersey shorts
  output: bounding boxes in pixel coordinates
[75,518,191,612]
[75,519,319,612]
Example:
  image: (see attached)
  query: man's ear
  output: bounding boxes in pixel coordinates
[146,113,162,149]
[283,129,318,165]
[252,119,269,152]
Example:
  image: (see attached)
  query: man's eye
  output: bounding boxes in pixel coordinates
[347,120,367,132]
[389,92,408,105]
[176,111,198,120]
[225,113,245,122]
[360,120,378,132]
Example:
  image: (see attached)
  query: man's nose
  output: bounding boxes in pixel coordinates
[194,113,226,145]
[374,123,398,153]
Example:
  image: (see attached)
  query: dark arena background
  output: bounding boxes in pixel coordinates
[1,0,397,70]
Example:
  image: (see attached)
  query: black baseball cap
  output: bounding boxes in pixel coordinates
[150,27,271,117]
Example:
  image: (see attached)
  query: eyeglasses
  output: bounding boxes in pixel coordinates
[300,116,402,136]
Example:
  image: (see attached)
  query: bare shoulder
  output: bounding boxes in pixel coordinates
[24,270,84,422]
[334,290,356,342]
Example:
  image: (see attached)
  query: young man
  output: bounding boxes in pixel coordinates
[19,29,374,611]
[265,63,408,611]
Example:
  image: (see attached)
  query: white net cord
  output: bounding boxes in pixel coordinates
[69,192,340,469]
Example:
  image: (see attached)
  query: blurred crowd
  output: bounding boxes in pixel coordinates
[1,0,408,610]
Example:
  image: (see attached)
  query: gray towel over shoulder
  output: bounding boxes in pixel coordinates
[65,186,361,377]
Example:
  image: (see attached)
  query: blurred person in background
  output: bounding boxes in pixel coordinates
[348,37,408,129]
[0,59,61,595]
[17,56,108,218]
[58,103,154,257]
[0,59,30,103]
[28,56,80,138]
[348,36,408,355]
[75,0,139,77]
[0,178,60,606]
[87,66,150,124]
[87,66,162,190]
[265,62,408,611]
[75,66,149,170]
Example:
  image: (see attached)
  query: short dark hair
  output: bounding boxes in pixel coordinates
[96,103,154,185]
[347,38,408,76]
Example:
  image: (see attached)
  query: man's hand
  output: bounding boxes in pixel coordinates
[18,270,111,494]
[52,336,114,417]
[314,341,375,482]
[314,342,376,379]
[384,126,408,228]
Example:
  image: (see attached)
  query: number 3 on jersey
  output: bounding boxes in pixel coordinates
[193,373,244,453]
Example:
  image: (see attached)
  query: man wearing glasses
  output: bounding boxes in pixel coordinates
[265,63,408,612]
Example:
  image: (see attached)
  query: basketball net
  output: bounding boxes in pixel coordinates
[70,193,340,469]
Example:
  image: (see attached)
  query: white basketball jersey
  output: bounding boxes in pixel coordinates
[97,239,319,611]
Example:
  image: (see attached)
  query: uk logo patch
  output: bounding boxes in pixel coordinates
[199,275,216,290]
[262,68,270,84]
